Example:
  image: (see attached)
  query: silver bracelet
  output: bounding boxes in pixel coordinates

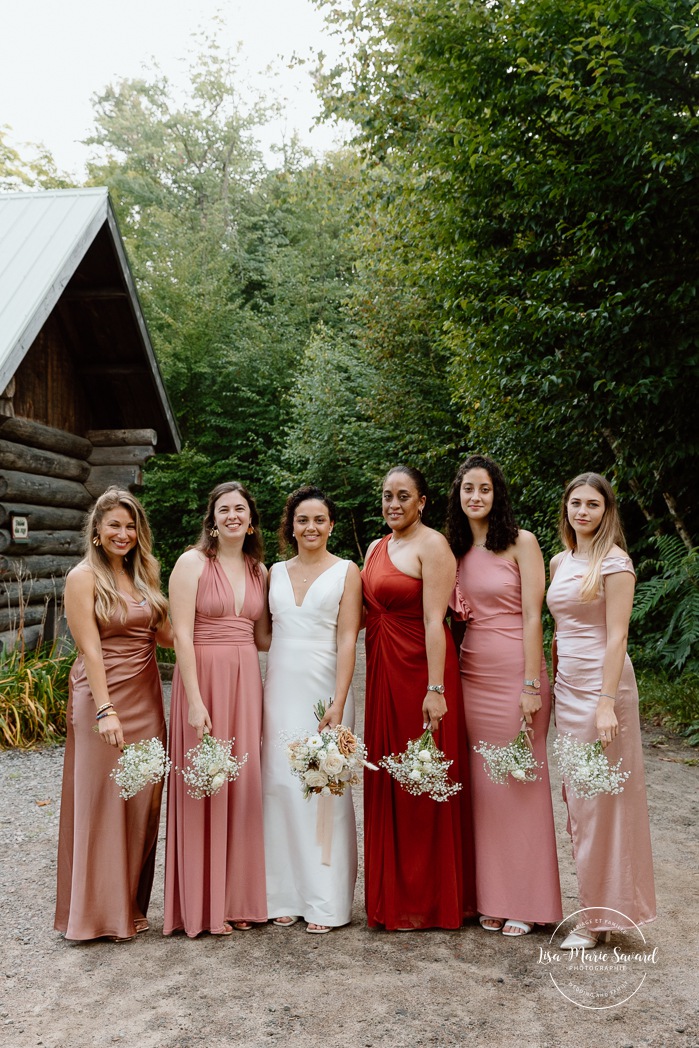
[599,692,616,701]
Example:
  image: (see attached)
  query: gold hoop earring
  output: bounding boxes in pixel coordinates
[209,527,219,538]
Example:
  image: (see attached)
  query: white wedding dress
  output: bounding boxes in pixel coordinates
[262,559,358,926]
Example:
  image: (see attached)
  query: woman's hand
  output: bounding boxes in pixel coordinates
[595,697,618,749]
[422,691,447,733]
[188,702,212,741]
[99,713,124,750]
[519,690,542,725]
[318,701,343,731]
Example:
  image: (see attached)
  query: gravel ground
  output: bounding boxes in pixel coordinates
[0,642,697,1048]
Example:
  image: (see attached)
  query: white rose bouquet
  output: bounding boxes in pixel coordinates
[284,700,375,800]
[553,733,630,798]
[179,732,248,799]
[473,726,541,786]
[380,728,462,802]
[111,737,171,800]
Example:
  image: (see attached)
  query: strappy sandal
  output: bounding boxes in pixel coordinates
[479,915,504,932]
[502,920,534,936]
[272,916,299,927]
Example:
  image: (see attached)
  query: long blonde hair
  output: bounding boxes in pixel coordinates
[559,473,627,601]
[83,488,169,628]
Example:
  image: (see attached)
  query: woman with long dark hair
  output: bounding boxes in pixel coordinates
[446,454,561,936]
[548,473,655,947]
[164,481,270,936]
[56,488,172,941]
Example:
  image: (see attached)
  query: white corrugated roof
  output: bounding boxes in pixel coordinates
[0,187,109,392]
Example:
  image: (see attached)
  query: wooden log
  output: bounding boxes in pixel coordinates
[88,428,158,448]
[0,416,92,459]
[0,470,92,509]
[86,465,143,498]
[0,603,47,631]
[0,529,84,556]
[87,445,156,466]
[0,577,65,602]
[0,624,44,653]
[0,502,86,530]
[0,439,91,483]
[0,554,80,580]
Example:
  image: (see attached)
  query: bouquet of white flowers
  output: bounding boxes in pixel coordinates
[473,727,541,785]
[553,733,630,798]
[380,728,462,802]
[180,733,248,799]
[285,700,374,799]
[111,737,171,800]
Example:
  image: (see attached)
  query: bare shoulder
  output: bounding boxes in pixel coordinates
[257,562,269,583]
[364,538,382,563]
[170,547,206,584]
[65,561,94,591]
[514,528,541,552]
[607,544,630,560]
[345,560,362,580]
[420,526,454,557]
[549,550,566,574]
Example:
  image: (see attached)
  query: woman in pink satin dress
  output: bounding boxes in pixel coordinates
[446,455,561,936]
[164,482,270,937]
[547,473,656,949]
[56,488,172,942]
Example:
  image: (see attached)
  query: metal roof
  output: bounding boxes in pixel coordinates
[0,187,180,451]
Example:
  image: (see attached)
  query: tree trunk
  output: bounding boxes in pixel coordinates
[0,416,91,459]
[0,439,90,483]
[0,471,92,509]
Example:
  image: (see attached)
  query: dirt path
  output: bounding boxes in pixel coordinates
[0,642,697,1048]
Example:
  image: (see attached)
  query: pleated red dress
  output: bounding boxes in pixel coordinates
[362,536,476,930]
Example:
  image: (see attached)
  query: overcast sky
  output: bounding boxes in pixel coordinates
[0,0,347,179]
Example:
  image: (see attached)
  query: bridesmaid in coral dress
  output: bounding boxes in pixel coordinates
[164,482,269,937]
[446,455,561,937]
[548,473,656,948]
[56,488,172,941]
[362,465,476,930]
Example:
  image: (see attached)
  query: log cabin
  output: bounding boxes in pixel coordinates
[0,187,181,650]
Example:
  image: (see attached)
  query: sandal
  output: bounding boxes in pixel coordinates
[233,921,253,931]
[134,919,149,934]
[272,916,299,927]
[210,922,233,936]
[479,915,504,932]
[502,920,534,937]
[306,924,331,934]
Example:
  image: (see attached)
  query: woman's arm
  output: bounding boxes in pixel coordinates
[253,564,272,652]
[169,550,211,740]
[596,570,635,748]
[515,531,546,726]
[64,567,124,750]
[156,619,174,648]
[420,534,457,732]
[318,564,363,730]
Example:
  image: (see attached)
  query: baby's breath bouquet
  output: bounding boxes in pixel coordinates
[473,727,541,785]
[111,738,171,800]
[285,700,374,800]
[553,733,630,798]
[180,733,248,799]
[380,729,462,802]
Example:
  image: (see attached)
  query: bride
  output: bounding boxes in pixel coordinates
[261,486,362,933]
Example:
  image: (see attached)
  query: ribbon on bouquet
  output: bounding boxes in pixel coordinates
[316,793,335,866]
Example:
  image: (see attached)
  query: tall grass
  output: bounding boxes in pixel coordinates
[0,639,74,748]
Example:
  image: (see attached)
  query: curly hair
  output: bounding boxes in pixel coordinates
[446,455,519,557]
[83,487,169,628]
[559,472,627,601]
[279,485,337,555]
[194,481,264,570]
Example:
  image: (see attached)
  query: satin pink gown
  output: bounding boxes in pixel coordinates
[547,551,656,929]
[163,556,267,936]
[55,598,166,941]
[452,548,562,924]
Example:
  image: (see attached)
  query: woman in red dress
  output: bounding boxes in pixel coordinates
[362,465,476,930]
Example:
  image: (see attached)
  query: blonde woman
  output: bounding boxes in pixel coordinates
[55,488,172,942]
[547,473,656,948]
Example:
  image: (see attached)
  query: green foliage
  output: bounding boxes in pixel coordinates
[636,667,699,746]
[0,126,72,190]
[632,536,699,674]
[0,639,73,749]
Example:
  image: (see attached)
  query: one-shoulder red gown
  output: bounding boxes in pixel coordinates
[362,536,476,930]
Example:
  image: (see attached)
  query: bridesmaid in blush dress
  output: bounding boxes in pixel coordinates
[55,489,172,941]
[547,473,655,949]
[261,487,362,933]
[362,465,476,931]
[446,455,561,936]
[164,482,269,937]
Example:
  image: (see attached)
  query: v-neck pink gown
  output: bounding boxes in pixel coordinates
[547,551,656,929]
[163,555,267,936]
